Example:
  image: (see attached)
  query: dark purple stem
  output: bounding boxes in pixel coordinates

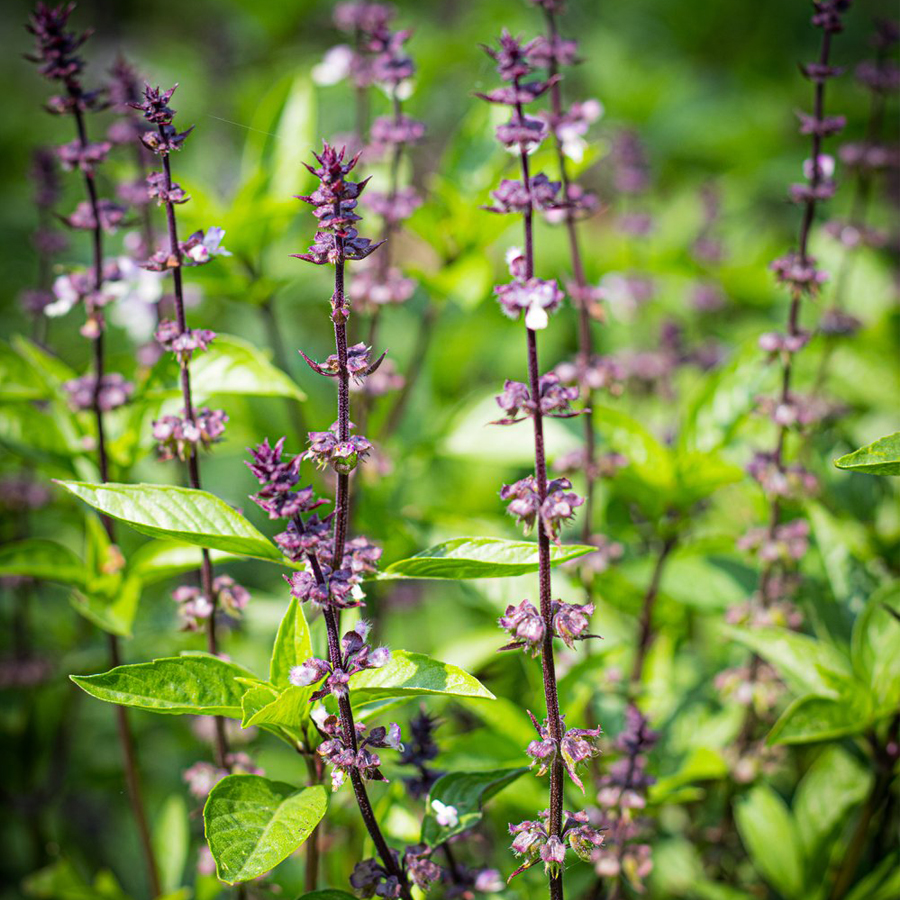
[515,83,565,900]
[158,132,229,771]
[629,536,677,690]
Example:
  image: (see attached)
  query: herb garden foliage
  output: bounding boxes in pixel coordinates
[2,1,898,899]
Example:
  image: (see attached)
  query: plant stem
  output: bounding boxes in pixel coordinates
[629,536,676,691]
[515,84,565,900]
[290,517,410,896]
[69,89,162,898]
[158,135,230,772]
[543,6,596,542]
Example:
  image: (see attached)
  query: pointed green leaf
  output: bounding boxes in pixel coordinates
[834,432,900,476]
[146,334,305,403]
[70,575,141,638]
[421,767,528,845]
[71,655,255,717]
[241,683,279,727]
[735,784,805,899]
[348,651,494,702]
[152,794,190,894]
[723,625,852,697]
[128,540,239,584]
[203,776,326,883]
[380,537,594,580]
[768,692,873,745]
[0,539,86,586]
[56,481,283,562]
[244,685,314,728]
[269,597,313,687]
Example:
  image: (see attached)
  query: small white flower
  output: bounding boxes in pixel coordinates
[311,706,329,728]
[46,274,79,317]
[369,646,391,668]
[431,799,459,828]
[525,302,549,331]
[312,45,353,86]
[289,662,321,687]
[803,154,835,180]
[354,619,372,641]
[385,722,404,751]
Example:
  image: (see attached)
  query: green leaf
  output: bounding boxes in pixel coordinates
[153,794,190,894]
[380,537,594,580]
[421,767,528,845]
[70,574,141,638]
[768,692,873,745]
[56,481,283,562]
[243,685,314,728]
[203,776,326,883]
[241,683,279,726]
[735,783,805,899]
[649,748,728,803]
[0,341,48,400]
[348,651,495,702]
[128,540,239,584]
[850,582,900,709]
[269,597,313,687]
[71,655,254,717]
[22,859,129,900]
[723,625,852,697]
[146,335,306,403]
[834,432,900,476]
[793,746,870,866]
[0,539,86,586]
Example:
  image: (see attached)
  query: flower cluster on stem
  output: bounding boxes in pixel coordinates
[727,0,851,763]
[132,80,237,771]
[288,141,414,899]
[480,30,603,896]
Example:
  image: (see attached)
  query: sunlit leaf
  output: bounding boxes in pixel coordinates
[834,432,900,476]
[203,776,326,883]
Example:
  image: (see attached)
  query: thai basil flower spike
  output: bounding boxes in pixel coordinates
[527,0,607,545]
[313,2,397,145]
[132,81,239,771]
[726,0,850,759]
[25,4,161,894]
[291,142,418,899]
[594,705,658,898]
[817,18,898,354]
[480,32,602,897]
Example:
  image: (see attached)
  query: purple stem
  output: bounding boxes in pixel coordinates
[157,132,230,771]
[515,83,565,900]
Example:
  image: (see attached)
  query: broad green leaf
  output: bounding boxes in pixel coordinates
[768,692,873,745]
[70,574,141,638]
[23,859,129,900]
[673,450,743,509]
[146,335,305,403]
[834,432,900,476]
[241,683,279,727]
[850,582,900,709]
[71,655,254,717]
[128,540,238,584]
[203,776,326,883]
[649,748,728,803]
[348,651,495,702]
[269,597,313,687]
[593,405,674,490]
[807,501,874,607]
[735,784,805,899]
[793,746,870,864]
[243,685,314,728]
[723,625,852,697]
[12,334,77,387]
[0,341,47,400]
[56,481,283,562]
[421,767,528,845]
[0,539,86,586]
[153,794,190,894]
[0,402,83,464]
[380,537,595,580]
[272,76,316,199]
